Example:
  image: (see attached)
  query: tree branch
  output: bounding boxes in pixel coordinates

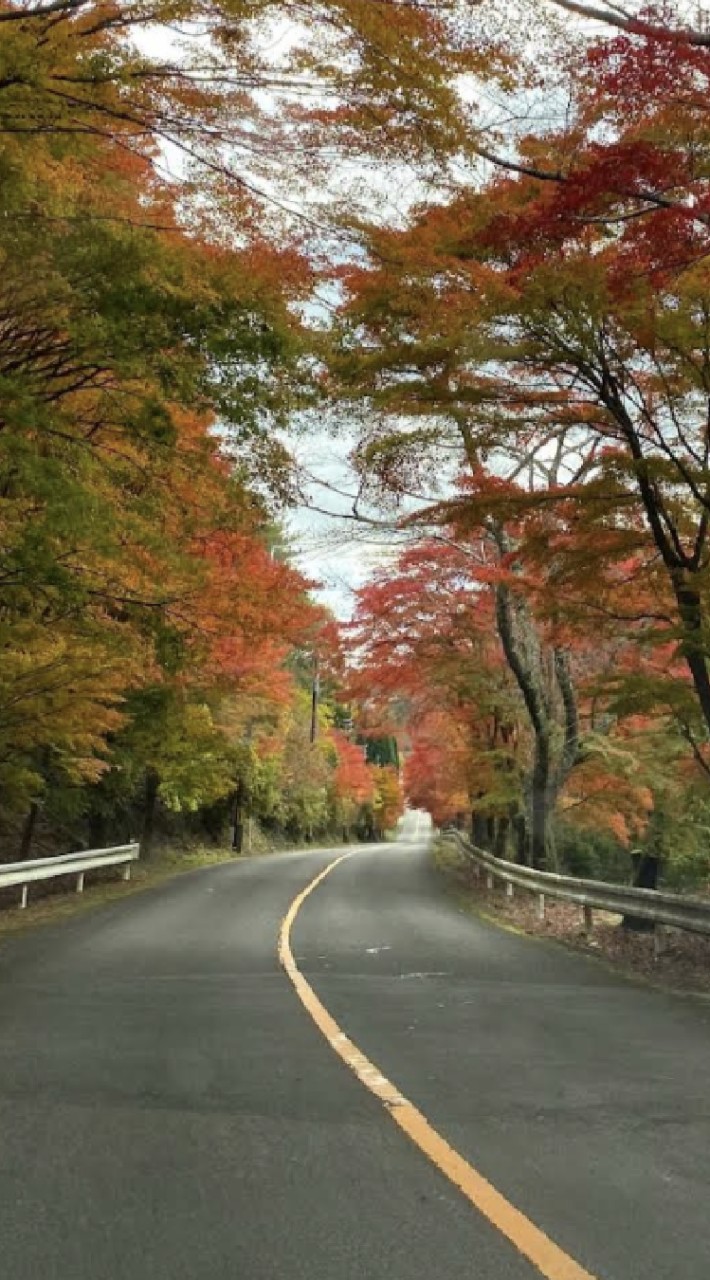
[547,0,710,46]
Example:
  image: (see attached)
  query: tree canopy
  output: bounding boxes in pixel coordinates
[3,0,709,880]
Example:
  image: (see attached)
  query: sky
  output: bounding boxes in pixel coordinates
[286,429,398,619]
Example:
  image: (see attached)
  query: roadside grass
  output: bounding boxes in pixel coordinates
[0,828,364,942]
[0,845,236,941]
[432,836,485,907]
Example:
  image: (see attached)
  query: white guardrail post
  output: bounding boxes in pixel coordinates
[0,843,140,911]
[442,829,710,943]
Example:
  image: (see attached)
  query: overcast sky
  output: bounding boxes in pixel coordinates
[283,410,403,619]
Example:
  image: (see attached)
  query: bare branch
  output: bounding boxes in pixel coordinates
[547,0,710,46]
[0,0,91,23]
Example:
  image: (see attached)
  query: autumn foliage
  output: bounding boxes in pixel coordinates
[6,1,710,877]
[0,0,399,856]
[332,5,710,876]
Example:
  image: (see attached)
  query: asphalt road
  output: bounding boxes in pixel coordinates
[1,824,709,1279]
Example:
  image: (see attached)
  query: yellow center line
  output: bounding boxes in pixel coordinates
[278,854,598,1280]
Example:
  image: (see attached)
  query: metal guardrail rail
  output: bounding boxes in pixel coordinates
[443,829,710,939]
[0,844,140,910]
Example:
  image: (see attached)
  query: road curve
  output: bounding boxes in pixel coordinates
[1,836,709,1279]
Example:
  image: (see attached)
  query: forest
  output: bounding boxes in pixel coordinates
[2,0,710,892]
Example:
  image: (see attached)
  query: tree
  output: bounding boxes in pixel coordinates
[327,11,710,867]
[331,730,374,836]
[0,0,324,851]
[349,535,532,855]
[404,709,477,831]
[0,0,502,216]
[368,765,404,839]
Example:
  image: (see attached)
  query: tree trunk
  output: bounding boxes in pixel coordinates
[19,747,51,860]
[553,648,580,790]
[493,568,554,870]
[623,851,660,932]
[472,812,488,849]
[87,810,106,849]
[493,815,509,859]
[530,803,547,870]
[232,779,246,853]
[614,406,710,744]
[141,767,160,856]
[673,578,710,738]
[19,801,40,861]
[530,731,552,870]
[513,813,528,864]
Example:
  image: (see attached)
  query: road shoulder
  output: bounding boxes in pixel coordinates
[433,836,710,1000]
[0,846,239,942]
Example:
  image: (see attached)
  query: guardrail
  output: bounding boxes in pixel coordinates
[442,829,710,945]
[0,844,140,910]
